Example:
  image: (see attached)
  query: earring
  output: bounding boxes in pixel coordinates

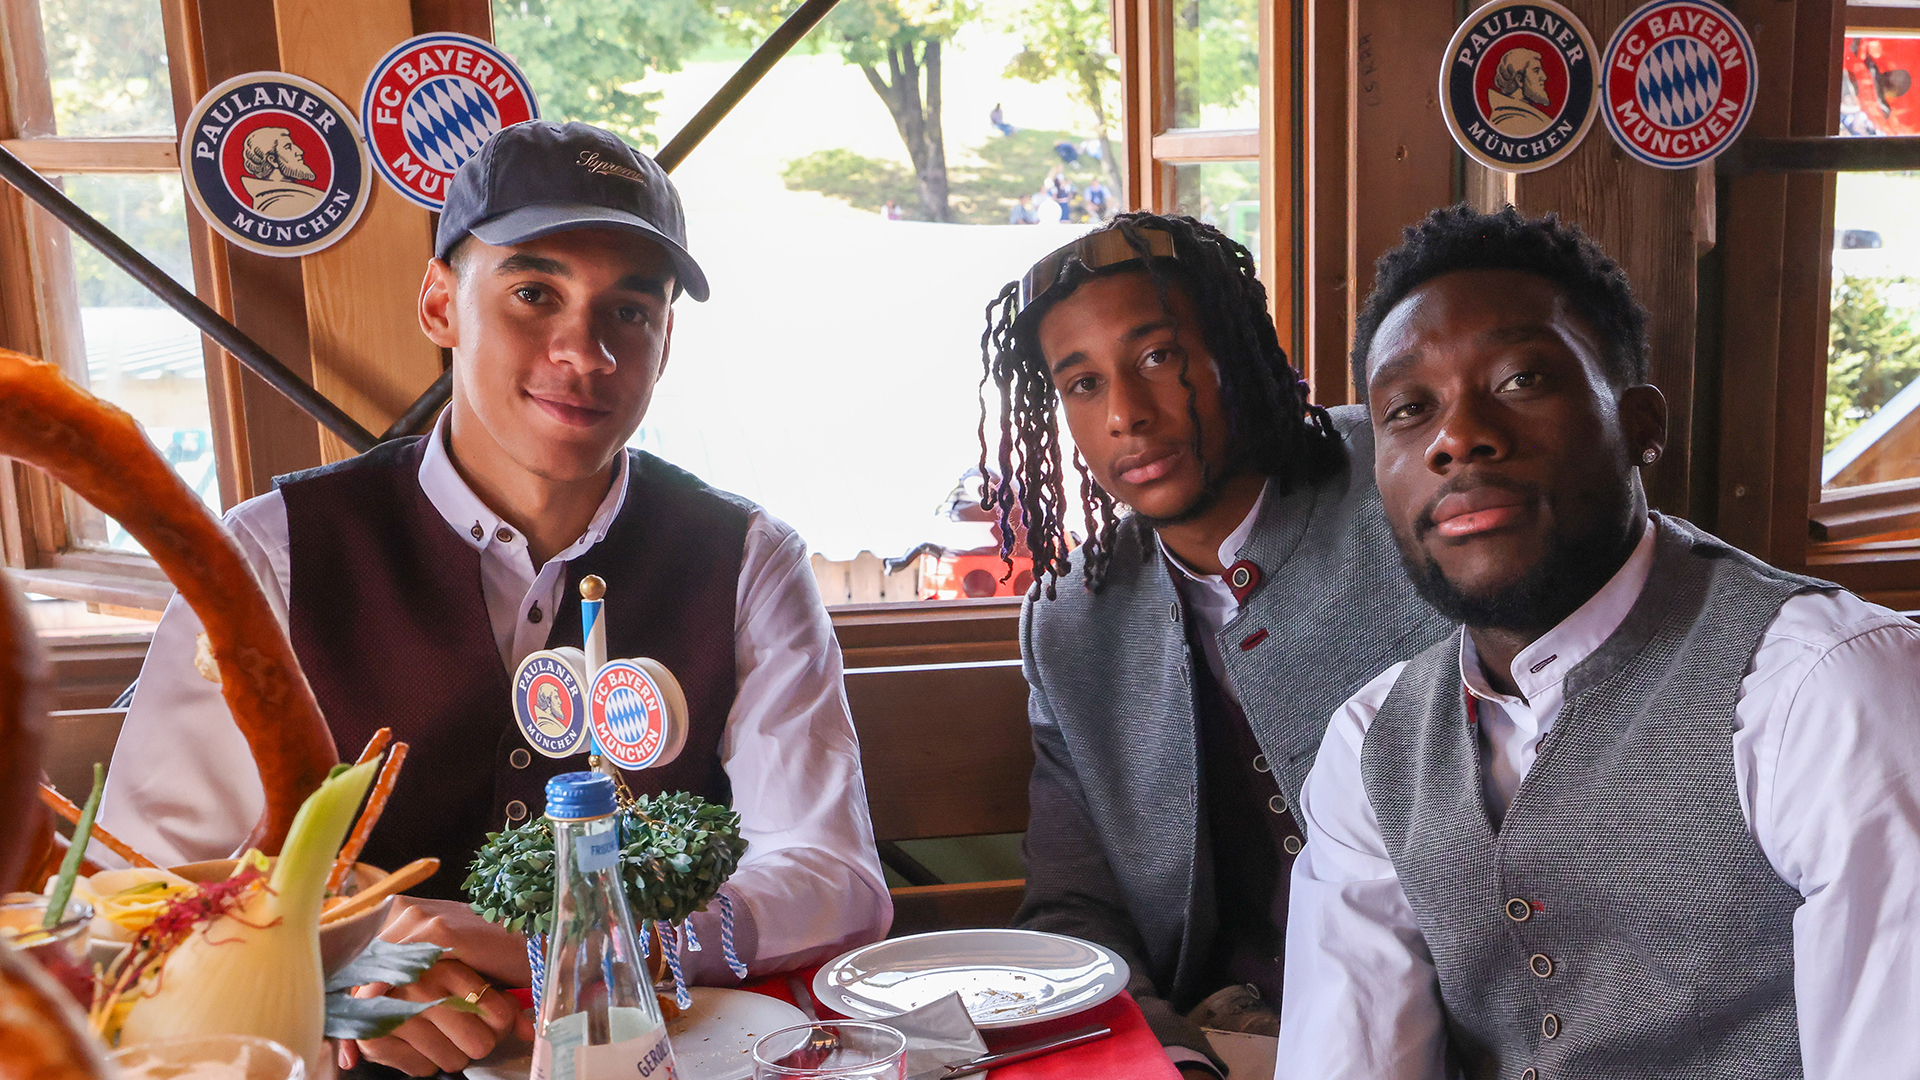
[1641,448,1660,465]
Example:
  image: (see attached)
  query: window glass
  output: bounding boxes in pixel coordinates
[1170,160,1259,268]
[1169,0,1259,129]
[1823,35,1920,492]
[501,2,1121,603]
[33,0,176,137]
[38,174,214,553]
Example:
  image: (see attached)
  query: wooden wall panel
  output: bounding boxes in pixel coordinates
[273,0,441,463]
[1305,0,1350,403]
[1507,0,1709,517]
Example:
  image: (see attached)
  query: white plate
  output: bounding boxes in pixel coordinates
[461,989,806,1080]
[813,929,1129,1031]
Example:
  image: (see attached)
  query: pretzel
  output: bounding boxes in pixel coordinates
[326,740,407,895]
[39,783,157,868]
[0,348,339,877]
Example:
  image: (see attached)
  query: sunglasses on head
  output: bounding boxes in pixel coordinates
[1017,224,1179,315]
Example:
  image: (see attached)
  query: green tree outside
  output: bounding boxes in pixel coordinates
[492,0,717,146]
[1827,274,1920,451]
[1001,0,1123,195]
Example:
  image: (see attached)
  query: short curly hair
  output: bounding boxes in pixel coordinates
[1350,205,1649,399]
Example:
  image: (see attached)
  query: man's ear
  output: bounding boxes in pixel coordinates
[1620,382,1669,463]
[656,306,674,381]
[419,258,458,348]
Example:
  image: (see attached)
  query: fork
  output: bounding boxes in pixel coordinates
[786,975,841,1060]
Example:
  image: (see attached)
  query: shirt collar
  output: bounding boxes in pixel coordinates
[417,409,631,556]
[1159,479,1272,585]
[1461,518,1658,704]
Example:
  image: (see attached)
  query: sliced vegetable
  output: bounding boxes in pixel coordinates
[116,761,377,1072]
[42,763,102,930]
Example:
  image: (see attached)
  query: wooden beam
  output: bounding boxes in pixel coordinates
[1151,129,1260,161]
[1845,4,1920,33]
[1305,0,1350,404]
[0,138,177,174]
[1719,135,1920,173]
[273,0,441,463]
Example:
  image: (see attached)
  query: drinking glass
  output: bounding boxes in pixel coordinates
[752,1021,908,1080]
[110,1034,306,1080]
[0,893,93,1007]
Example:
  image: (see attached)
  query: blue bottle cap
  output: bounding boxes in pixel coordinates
[544,771,617,820]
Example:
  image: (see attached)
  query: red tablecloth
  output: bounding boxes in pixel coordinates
[746,966,1179,1080]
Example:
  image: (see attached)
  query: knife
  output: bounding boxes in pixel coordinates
[786,975,822,1021]
[908,1024,1114,1080]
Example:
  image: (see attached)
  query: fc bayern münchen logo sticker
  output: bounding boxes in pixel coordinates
[588,659,685,772]
[1441,0,1599,173]
[361,33,539,211]
[180,72,369,258]
[513,649,589,759]
[1601,0,1756,169]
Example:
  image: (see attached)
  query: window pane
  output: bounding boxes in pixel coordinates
[32,0,176,136]
[1170,0,1259,129]
[498,3,1114,602]
[38,174,215,553]
[1824,172,1920,490]
[1170,160,1260,269]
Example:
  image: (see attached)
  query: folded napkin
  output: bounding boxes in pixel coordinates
[883,992,987,1076]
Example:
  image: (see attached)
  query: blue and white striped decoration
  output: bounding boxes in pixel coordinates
[526,931,547,1012]
[1634,36,1721,129]
[659,921,693,1010]
[402,75,501,173]
[719,892,748,979]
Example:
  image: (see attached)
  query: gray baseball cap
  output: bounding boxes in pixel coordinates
[435,120,709,302]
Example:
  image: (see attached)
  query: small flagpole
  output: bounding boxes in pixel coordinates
[580,575,619,781]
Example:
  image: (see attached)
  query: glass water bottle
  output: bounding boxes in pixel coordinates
[532,771,679,1080]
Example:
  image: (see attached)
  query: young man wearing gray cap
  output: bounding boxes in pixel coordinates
[100,122,892,1074]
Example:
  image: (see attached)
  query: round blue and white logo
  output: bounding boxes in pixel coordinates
[588,658,686,771]
[513,649,589,758]
[1601,0,1756,168]
[361,33,539,210]
[180,72,369,257]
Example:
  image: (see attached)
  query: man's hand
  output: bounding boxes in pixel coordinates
[377,895,534,985]
[337,957,530,1075]
[334,895,537,1075]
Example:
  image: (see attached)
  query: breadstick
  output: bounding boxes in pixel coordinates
[319,857,438,924]
[0,348,337,875]
[353,727,393,766]
[38,784,157,868]
[327,742,408,895]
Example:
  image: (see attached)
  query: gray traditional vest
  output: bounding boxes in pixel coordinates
[1361,516,1831,1080]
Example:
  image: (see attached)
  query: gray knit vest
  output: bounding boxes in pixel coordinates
[1360,516,1832,1080]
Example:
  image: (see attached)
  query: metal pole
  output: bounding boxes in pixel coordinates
[381,368,451,440]
[0,145,378,452]
[654,0,843,173]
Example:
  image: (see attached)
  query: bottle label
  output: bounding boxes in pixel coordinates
[532,1009,676,1080]
[576,830,619,874]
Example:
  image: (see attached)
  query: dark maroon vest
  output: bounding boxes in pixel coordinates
[278,438,749,899]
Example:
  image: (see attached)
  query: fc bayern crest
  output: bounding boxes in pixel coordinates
[588,659,687,772]
[1601,0,1756,169]
[1441,0,1599,173]
[513,649,589,758]
[361,33,538,210]
[180,73,369,258]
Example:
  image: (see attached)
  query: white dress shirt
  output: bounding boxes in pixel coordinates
[1162,481,1270,701]
[99,412,892,979]
[1278,520,1920,1080]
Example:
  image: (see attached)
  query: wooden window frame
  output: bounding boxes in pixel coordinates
[1711,0,1920,608]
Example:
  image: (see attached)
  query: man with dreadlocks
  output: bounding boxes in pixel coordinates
[978,213,1449,1075]
[1277,206,1920,1078]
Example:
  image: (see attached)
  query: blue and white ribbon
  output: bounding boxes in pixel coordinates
[682,916,702,952]
[659,921,692,1010]
[526,931,547,1012]
[718,892,748,979]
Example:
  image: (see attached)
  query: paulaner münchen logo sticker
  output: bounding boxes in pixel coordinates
[180,72,369,257]
[1600,0,1756,169]
[361,33,539,210]
[1441,0,1599,173]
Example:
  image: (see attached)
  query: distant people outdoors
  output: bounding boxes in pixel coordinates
[1045,167,1075,223]
[1009,194,1040,225]
[990,103,1015,136]
[1085,178,1112,222]
[881,199,903,221]
[1079,138,1103,161]
[1054,139,1080,166]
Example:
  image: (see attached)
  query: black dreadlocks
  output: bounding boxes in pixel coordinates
[977,212,1345,599]
[1351,205,1649,399]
